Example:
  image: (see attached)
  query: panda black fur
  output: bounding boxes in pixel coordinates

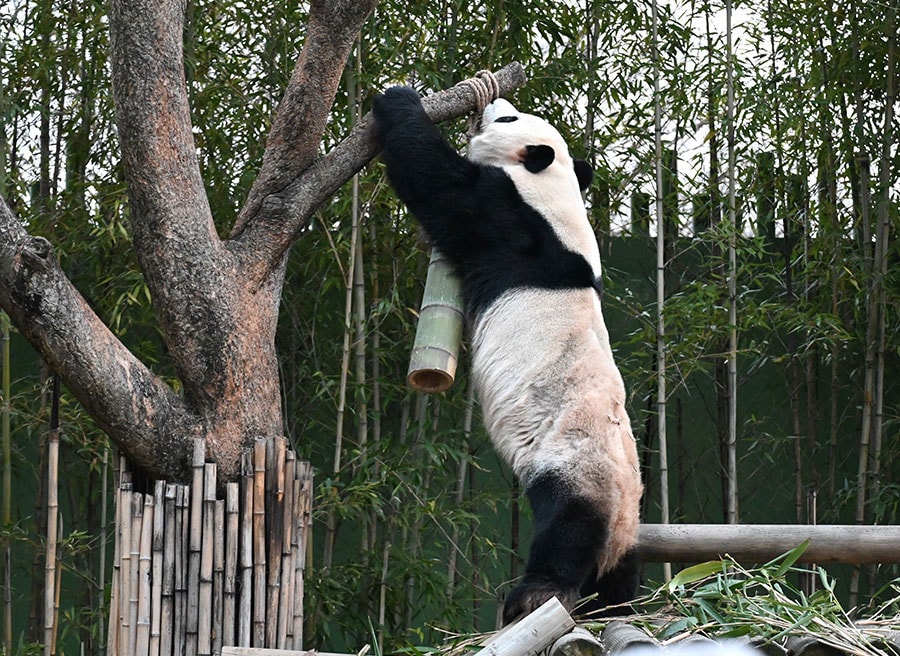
[372,86,642,624]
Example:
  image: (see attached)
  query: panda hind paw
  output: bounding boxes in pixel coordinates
[502,580,579,625]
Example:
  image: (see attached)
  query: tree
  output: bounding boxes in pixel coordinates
[0,0,525,483]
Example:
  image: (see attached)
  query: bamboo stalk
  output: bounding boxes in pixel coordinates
[129,493,143,656]
[279,453,296,648]
[99,446,110,656]
[174,485,188,656]
[150,481,165,656]
[187,439,205,656]
[1,312,10,656]
[161,484,177,656]
[136,494,154,656]
[252,440,267,647]
[238,452,253,647]
[224,483,239,648]
[198,462,216,655]
[43,428,59,656]
[266,439,285,647]
[637,524,900,563]
[407,249,464,393]
[213,499,225,656]
[107,477,125,656]
[293,461,313,648]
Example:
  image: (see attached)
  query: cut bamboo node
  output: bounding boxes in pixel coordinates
[407,248,464,393]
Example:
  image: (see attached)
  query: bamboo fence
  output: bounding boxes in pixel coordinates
[107,437,313,656]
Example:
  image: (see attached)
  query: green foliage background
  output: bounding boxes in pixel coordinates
[1,0,898,653]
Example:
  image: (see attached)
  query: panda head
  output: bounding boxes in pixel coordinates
[469,99,593,194]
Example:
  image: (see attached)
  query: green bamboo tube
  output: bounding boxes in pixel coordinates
[407,249,464,393]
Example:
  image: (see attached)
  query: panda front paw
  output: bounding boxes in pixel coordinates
[372,86,426,134]
[502,578,579,625]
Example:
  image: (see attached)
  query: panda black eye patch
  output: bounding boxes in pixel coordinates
[494,116,518,123]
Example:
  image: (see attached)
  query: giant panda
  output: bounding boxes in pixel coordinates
[372,86,642,624]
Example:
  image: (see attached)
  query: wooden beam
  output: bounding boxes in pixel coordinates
[637,524,900,564]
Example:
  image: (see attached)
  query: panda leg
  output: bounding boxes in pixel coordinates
[577,548,640,618]
[502,471,607,625]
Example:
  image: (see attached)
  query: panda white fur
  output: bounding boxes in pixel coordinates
[372,86,642,624]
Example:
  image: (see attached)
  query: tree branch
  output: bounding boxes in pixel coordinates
[0,199,199,480]
[231,0,379,238]
[230,62,528,284]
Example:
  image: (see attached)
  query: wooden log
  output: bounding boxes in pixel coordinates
[213,499,225,656]
[475,597,575,656]
[407,248,464,393]
[187,439,206,656]
[224,483,239,647]
[136,494,154,656]
[160,484,177,656]
[238,451,254,647]
[637,524,900,564]
[150,481,165,656]
[198,462,217,655]
[252,440,267,647]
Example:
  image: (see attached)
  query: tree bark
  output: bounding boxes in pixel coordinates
[0,0,527,482]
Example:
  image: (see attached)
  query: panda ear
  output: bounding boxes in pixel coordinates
[573,159,593,191]
[522,145,555,173]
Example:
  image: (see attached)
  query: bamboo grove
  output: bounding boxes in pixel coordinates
[0,0,898,653]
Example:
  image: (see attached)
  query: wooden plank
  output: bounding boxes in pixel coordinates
[637,524,900,564]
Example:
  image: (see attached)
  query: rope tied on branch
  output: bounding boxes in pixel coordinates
[455,69,501,137]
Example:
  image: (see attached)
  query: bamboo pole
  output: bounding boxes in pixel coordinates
[99,446,110,656]
[636,524,900,564]
[293,460,313,648]
[279,453,296,649]
[476,597,574,656]
[186,440,206,656]
[213,499,225,656]
[265,439,285,647]
[174,485,188,656]
[129,493,143,656]
[198,462,216,655]
[2,312,11,656]
[43,427,59,656]
[238,452,253,647]
[161,484,177,656]
[407,249,464,393]
[136,494,154,656]
[107,476,125,656]
[224,483,239,648]
[150,481,165,656]
[252,440,267,647]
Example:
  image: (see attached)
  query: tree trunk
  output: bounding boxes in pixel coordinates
[0,0,526,482]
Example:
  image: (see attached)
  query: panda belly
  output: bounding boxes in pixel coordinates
[471,286,642,620]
